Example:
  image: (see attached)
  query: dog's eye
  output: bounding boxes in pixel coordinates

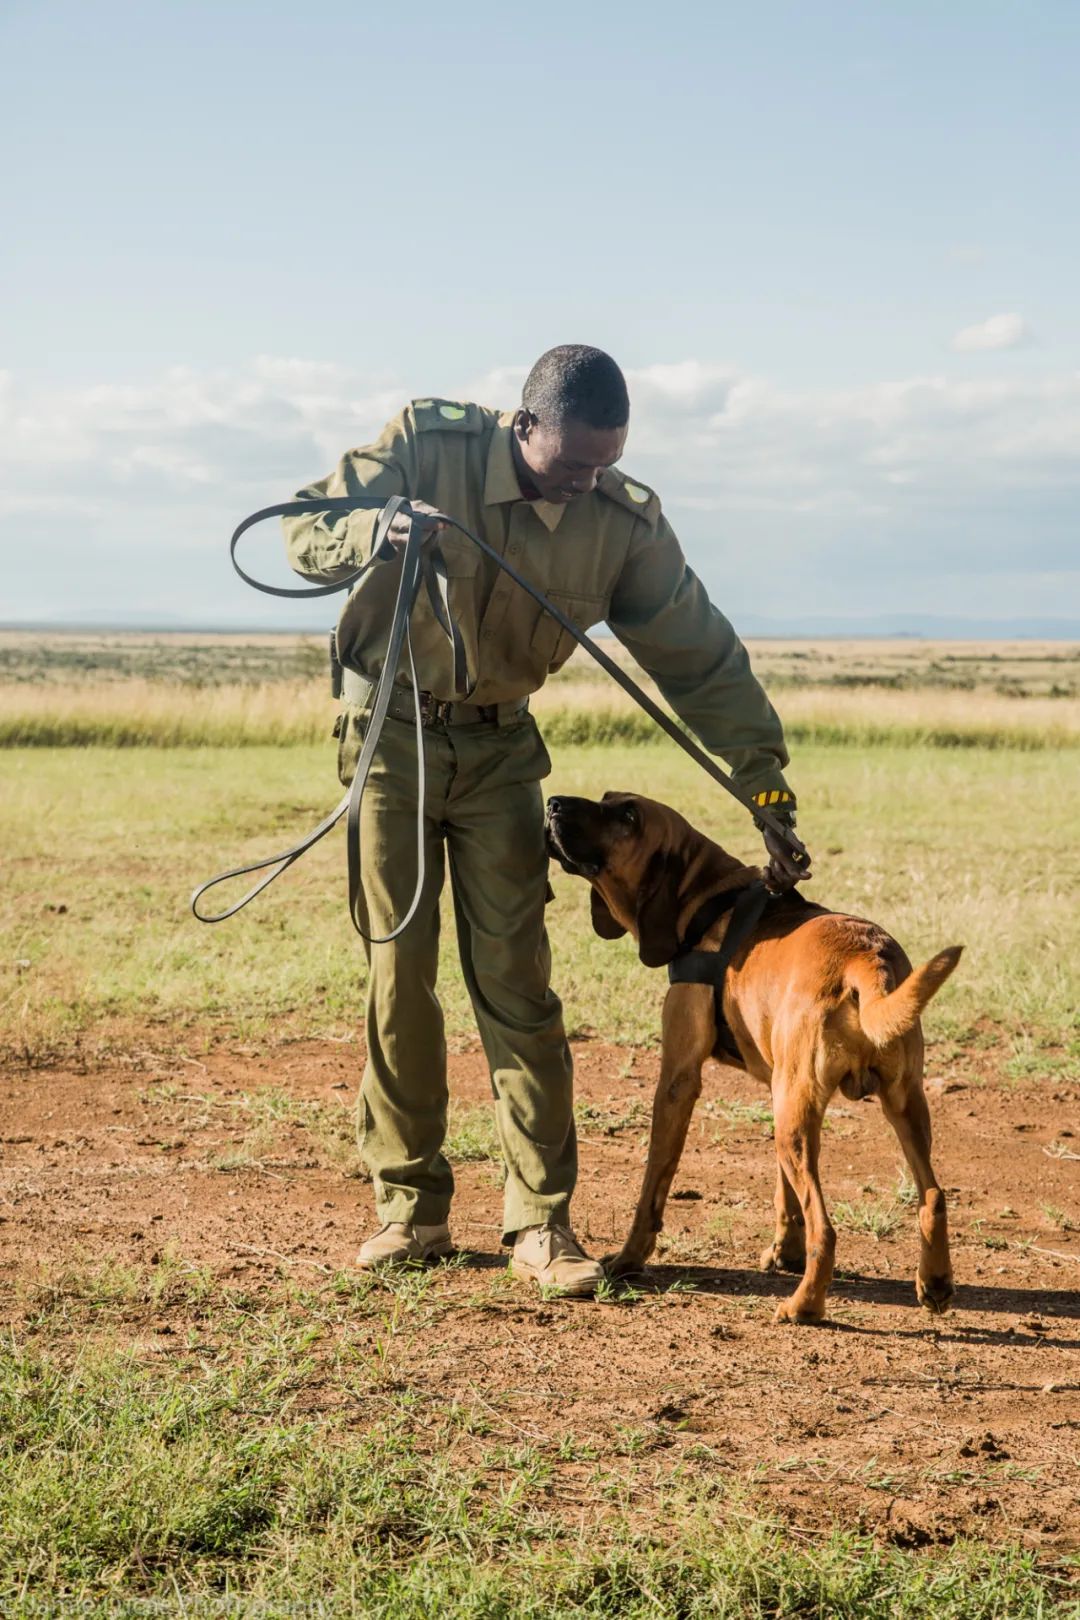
[620,804,638,826]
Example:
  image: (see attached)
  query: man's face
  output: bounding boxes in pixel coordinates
[512,411,628,504]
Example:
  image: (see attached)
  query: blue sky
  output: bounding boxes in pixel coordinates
[2,0,1078,626]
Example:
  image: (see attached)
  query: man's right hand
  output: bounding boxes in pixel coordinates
[758,818,813,893]
[386,499,449,548]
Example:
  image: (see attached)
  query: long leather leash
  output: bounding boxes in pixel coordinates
[192,496,809,933]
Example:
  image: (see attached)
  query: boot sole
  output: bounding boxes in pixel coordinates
[510,1258,601,1297]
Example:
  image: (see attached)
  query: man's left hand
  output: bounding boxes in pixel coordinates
[761,823,812,893]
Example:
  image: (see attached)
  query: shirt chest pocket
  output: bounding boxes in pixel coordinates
[406,535,483,692]
[435,532,482,578]
[531,590,608,673]
[425,533,482,631]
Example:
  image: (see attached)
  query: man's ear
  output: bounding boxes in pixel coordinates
[590,885,627,940]
[635,851,682,968]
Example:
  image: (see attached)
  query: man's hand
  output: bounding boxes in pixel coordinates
[386,499,449,548]
[760,821,812,894]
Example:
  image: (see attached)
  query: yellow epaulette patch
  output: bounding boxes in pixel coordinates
[597,467,660,520]
[411,398,483,432]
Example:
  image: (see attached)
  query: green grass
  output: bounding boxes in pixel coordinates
[2,741,1078,1064]
[141,1082,362,1175]
[2,1325,1075,1618]
[576,1098,649,1134]
[833,1172,920,1240]
[833,1197,905,1242]
[5,652,1080,1618]
[444,1102,503,1163]
[713,1100,776,1130]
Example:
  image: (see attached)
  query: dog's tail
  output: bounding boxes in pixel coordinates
[847,946,963,1048]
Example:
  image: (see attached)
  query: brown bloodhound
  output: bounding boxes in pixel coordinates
[546,792,961,1324]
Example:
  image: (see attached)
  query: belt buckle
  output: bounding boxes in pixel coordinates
[419,692,453,728]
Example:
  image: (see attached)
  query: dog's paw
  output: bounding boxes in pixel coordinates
[773,1295,826,1326]
[603,1251,648,1280]
[916,1270,955,1315]
[759,1241,806,1276]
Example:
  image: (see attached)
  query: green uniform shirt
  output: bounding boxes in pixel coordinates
[284,399,794,803]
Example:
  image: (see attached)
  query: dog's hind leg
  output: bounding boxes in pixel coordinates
[760,1163,806,1275]
[771,1071,834,1324]
[606,985,713,1278]
[880,1072,954,1314]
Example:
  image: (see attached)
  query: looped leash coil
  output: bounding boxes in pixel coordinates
[192,496,435,941]
[192,494,809,934]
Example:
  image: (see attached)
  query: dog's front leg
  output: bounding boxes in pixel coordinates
[606,985,713,1277]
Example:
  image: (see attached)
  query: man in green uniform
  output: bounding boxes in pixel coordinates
[284,345,808,1295]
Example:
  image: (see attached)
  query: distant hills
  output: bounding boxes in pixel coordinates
[731,613,1080,640]
[4,612,1078,640]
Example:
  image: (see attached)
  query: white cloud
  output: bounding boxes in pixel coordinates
[951,312,1032,352]
[6,355,1076,526]
[2,356,1078,619]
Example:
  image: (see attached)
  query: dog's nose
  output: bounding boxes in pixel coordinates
[547,797,563,816]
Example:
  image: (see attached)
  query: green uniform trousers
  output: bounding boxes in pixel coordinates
[341,707,576,1239]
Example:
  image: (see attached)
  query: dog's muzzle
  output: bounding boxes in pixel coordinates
[545,798,603,878]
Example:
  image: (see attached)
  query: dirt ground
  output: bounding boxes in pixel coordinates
[2,1035,1078,1554]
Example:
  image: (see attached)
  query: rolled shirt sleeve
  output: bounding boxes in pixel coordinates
[607,513,794,806]
[283,410,417,584]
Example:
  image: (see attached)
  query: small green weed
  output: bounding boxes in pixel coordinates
[444,1103,502,1163]
[576,1097,649,1134]
[833,1181,911,1242]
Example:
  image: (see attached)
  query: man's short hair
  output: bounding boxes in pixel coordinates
[521,345,630,431]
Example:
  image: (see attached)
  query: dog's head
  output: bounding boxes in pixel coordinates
[545,791,754,969]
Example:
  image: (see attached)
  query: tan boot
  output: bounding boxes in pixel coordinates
[511,1224,604,1297]
[357,1221,454,1270]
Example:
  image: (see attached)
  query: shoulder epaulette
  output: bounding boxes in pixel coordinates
[597,467,661,522]
[410,398,485,433]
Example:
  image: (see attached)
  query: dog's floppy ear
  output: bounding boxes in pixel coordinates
[590,886,627,940]
[635,850,682,968]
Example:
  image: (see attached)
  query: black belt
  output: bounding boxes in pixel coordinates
[340,667,528,728]
[667,880,775,1062]
[192,496,809,936]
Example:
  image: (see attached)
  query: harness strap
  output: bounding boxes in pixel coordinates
[667,882,775,1055]
[679,885,743,952]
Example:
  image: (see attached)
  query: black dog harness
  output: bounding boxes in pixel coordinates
[667,880,775,1061]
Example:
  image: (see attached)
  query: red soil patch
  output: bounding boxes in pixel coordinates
[1,1036,1078,1551]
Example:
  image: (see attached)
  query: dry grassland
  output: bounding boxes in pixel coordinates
[2,632,1078,749]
